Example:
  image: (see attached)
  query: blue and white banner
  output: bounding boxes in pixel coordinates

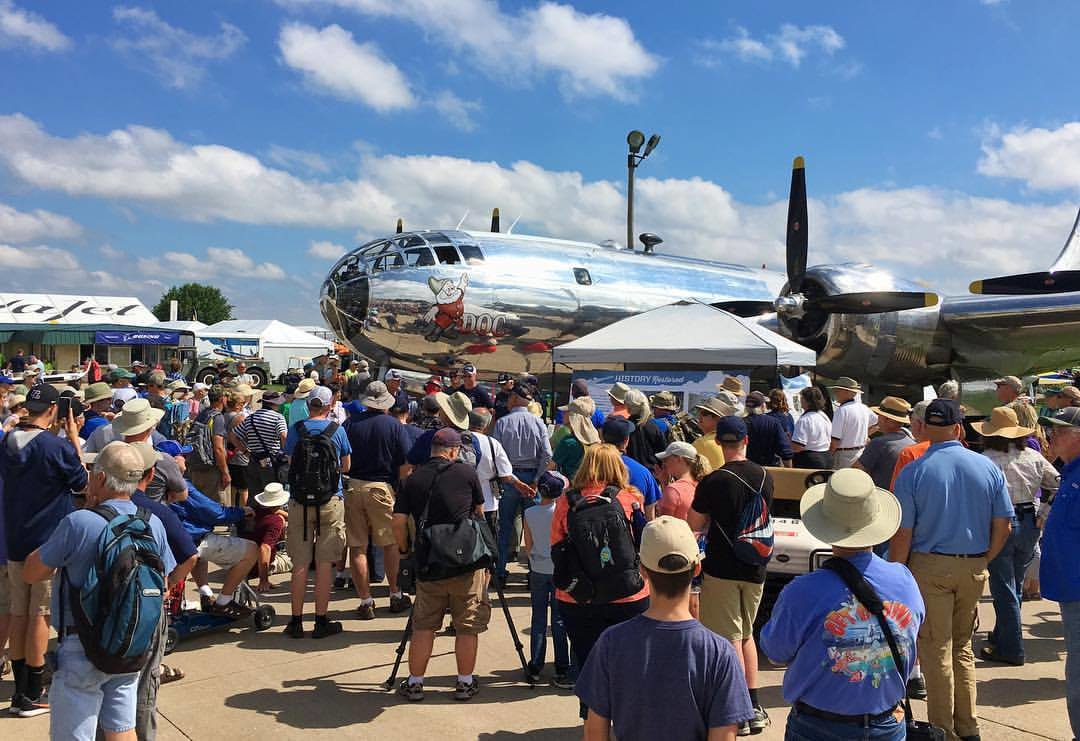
[196,336,259,359]
[573,369,750,416]
[95,330,180,345]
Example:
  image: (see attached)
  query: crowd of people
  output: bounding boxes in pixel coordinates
[0,355,1077,741]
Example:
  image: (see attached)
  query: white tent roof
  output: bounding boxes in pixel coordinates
[201,319,334,349]
[552,300,816,367]
[156,320,207,332]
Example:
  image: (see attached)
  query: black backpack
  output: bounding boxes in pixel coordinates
[287,420,340,508]
[552,486,644,604]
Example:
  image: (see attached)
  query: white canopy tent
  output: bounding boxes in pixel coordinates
[552,300,816,367]
[198,319,334,377]
[156,320,208,333]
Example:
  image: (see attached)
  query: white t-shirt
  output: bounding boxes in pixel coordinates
[471,430,512,512]
[793,410,832,452]
[831,401,877,448]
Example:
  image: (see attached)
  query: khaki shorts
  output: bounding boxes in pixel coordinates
[0,563,9,613]
[7,560,51,617]
[344,479,397,549]
[413,569,491,635]
[197,533,252,568]
[700,574,763,641]
[287,498,346,565]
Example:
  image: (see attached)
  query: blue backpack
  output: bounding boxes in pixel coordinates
[65,506,167,674]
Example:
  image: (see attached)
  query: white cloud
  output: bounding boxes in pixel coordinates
[112,6,246,89]
[0,0,70,52]
[99,244,125,259]
[266,144,331,175]
[2,113,1076,297]
[278,23,416,111]
[276,0,658,100]
[307,240,347,259]
[978,122,1080,192]
[0,243,80,269]
[0,202,83,243]
[702,23,845,68]
[432,91,481,132]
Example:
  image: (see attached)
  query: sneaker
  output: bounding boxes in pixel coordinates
[356,602,376,621]
[552,673,575,690]
[9,694,23,715]
[283,619,305,639]
[209,600,253,619]
[748,705,770,735]
[311,620,343,639]
[907,675,928,701]
[737,721,751,737]
[15,692,49,718]
[389,593,412,613]
[525,666,541,684]
[453,678,479,701]
[396,679,424,702]
[199,594,214,612]
[333,575,348,591]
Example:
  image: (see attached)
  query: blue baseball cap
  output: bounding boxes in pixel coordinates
[536,471,568,498]
[925,398,963,427]
[155,440,193,457]
[715,415,748,442]
[0,374,13,385]
[601,415,636,444]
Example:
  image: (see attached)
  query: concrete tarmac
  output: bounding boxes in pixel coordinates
[2,565,1071,740]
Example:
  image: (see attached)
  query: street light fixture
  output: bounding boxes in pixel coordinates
[626,129,660,250]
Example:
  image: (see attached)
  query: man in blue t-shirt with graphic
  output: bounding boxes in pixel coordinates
[283,384,352,639]
[576,516,753,741]
[762,468,924,740]
[601,417,661,519]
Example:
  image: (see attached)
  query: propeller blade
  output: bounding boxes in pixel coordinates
[786,156,808,293]
[395,218,403,234]
[491,207,500,233]
[711,300,775,317]
[809,291,939,314]
[970,270,1080,295]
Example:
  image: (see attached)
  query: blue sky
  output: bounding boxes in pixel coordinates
[2,0,1080,323]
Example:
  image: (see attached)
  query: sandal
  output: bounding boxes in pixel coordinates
[209,600,253,619]
[160,665,185,684]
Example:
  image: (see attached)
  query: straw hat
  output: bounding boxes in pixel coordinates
[167,379,191,392]
[293,378,317,399]
[800,468,902,548]
[254,482,289,509]
[83,382,113,405]
[718,376,744,395]
[870,396,912,424]
[112,398,165,436]
[435,391,472,430]
[971,406,1035,439]
[566,398,600,445]
[830,377,862,393]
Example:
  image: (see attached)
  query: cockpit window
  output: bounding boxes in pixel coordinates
[425,232,452,245]
[457,244,484,264]
[334,256,363,282]
[361,240,392,258]
[433,244,462,265]
[372,252,404,272]
[404,247,435,267]
[395,235,426,249]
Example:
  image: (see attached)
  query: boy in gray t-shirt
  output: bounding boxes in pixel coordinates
[522,471,574,687]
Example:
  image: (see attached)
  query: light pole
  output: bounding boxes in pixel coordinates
[626,130,660,250]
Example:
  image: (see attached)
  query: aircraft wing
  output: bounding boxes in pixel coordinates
[941,293,1080,378]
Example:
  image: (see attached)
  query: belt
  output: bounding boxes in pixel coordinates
[795,701,900,725]
[835,446,864,452]
[1014,502,1036,512]
[929,551,987,558]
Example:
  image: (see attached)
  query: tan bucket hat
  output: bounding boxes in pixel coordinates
[83,382,113,405]
[870,396,912,424]
[360,381,395,410]
[607,382,630,404]
[971,406,1035,439]
[694,396,735,418]
[800,468,901,548]
[718,376,744,395]
[566,398,600,445]
[830,376,862,393]
[112,398,165,437]
[435,391,472,430]
[293,378,317,399]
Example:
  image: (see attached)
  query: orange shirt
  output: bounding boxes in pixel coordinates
[658,478,696,521]
[551,484,649,605]
[890,440,931,490]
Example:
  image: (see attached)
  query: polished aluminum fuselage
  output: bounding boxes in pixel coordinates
[320,229,1080,395]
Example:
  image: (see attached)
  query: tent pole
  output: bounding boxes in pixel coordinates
[548,353,556,423]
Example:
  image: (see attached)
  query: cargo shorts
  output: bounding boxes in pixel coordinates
[344,479,397,549]
[287,498,346,565]
[413,568,491,635]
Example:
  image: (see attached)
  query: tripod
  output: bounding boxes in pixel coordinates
[382,570,534,690]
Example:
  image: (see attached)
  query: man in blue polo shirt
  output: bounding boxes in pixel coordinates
[1039,406,1080,740]
[890,398,1013,741]
[601,417,661,519]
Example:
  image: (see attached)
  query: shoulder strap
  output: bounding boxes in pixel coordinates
[418,461,454,528]
[294,420,310,439]
[717,466,765,495]
[319,421,339,440]
[821,557,913,722]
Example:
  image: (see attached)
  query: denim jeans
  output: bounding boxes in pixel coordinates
[496,467,537,579]
[785,707,906,741]
[1062,601,1080,741]
[988,510,1040,660]
[527,571,571,675]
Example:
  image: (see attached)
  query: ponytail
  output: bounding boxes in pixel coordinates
[688,454,712,482]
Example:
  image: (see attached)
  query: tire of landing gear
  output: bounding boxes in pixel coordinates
[253,605,276,631]
[164,626,179,655]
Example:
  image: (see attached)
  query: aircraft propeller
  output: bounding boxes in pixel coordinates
[491,207,500,233]
[970,206,1080,295]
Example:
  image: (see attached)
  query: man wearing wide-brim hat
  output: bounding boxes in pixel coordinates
[691,396,735,471]
[761,468,926,739]
[80,381,115,441]
[83,397,168,453]
[828,377,877,470]
[853,396,916,493]
[607,381,631,419]
[717,376,744,397]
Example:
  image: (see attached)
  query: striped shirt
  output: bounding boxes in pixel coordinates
[237,408,287,458]
[492,407,552,478]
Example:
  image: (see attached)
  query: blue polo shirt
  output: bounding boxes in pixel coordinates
[622,453,661,507]
[345,410,408,484]
[1041,456,1080,603]
[893,440,1013,554]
